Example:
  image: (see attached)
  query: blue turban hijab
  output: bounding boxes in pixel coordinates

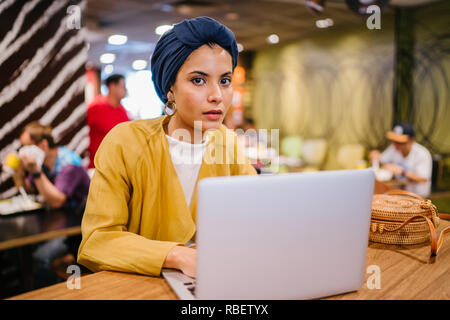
[151,16,238,104]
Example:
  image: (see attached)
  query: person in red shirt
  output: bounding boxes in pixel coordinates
[87,74,130,168]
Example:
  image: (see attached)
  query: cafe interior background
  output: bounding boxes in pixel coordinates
[0,0,449,298]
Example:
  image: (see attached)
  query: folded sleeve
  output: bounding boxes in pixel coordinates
[77,125,180,276]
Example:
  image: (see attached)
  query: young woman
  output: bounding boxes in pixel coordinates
[77,17,257,278]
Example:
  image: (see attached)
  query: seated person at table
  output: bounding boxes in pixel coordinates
[17,121,91,287]
[370,123,432,197]
[77,17,257,278]
[17,121,90,210]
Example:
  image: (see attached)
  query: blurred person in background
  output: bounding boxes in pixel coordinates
[87,74,130,170]
[370,123,432,197]
[17,121,90,210]
[15,121,91,288]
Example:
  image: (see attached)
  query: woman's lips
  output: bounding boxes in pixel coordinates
[203,110,222,121]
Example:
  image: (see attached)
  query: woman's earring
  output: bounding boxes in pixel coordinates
[164,100,177,116]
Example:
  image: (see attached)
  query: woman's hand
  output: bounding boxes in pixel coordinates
[163,245,197,278]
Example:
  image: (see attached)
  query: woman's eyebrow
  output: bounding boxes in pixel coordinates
[189,71,208,76]
[188,71,232,77]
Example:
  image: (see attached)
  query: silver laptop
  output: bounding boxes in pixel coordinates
[163,169,374,300]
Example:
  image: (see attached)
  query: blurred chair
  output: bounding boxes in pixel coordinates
[279,135,303,169]
[336,144,365,170]
[301,139,327,170]
[281,135,303,159]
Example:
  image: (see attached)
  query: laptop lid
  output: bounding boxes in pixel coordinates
[195,169,374,299]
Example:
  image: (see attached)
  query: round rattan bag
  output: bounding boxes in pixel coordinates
[370,190,440,246]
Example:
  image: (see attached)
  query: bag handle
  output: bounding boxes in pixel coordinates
[379,190,450,256]
[385,189,424,201]
[382,214,450,256]
[440,212,450,220]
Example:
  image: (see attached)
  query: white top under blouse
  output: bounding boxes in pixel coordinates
[165,134,209,209]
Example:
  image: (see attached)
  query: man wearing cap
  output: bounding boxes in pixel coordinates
[370,123,433,197]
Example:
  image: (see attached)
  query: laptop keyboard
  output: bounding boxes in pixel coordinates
[162,270,197,299]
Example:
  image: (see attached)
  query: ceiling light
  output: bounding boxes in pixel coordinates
[266,34,279,44]
[316,20,326,28]
[316,18,334,28]
[104,64,114,75]
[155,25,174,36]
[100,53,115,64]
[108,34,128,45]
[237,43,244,52]
[132,59,148,70]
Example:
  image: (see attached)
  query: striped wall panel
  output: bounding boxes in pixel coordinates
[0,0,88,199]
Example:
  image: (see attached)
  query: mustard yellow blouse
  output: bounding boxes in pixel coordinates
[77,115,257,276]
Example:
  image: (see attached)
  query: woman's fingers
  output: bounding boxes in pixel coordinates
[180,247,197,278]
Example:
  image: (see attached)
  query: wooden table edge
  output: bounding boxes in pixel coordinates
[0,226,81,251]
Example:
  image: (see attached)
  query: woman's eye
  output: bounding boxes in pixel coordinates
[221,78,231,85]
[192,78,205,85]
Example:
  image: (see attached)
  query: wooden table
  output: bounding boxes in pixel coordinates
[330,220,450,299]
[0,209,82,251]
[9,219,449,300]
[0,208,82,292]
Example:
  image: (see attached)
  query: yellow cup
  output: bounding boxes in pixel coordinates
[356,160,368,170]
[5,152,20,171]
